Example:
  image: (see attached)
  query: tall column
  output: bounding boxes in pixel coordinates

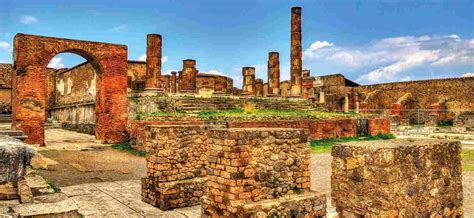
[242,67,255,94]
[267,52,280,95]
[290,7,302,96]
[179,59,198,92]
[170,71,177,93]
[344,94,349,113]
[303,69,310,78]
[319,91,325,103]
[255,79,264,97]
[145,34,162,89]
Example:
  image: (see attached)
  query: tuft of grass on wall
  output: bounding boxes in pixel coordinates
[111,142,146,157]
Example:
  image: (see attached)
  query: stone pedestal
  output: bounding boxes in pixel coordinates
[267,52,280,95]
[331,139,463,217]
[142,125,208,210]
[202,128,326,217]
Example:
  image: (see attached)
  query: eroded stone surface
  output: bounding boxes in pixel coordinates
[331,139,463,217]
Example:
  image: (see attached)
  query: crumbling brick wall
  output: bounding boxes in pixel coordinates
[331,139,463,217]
[202,128,326,217]
[142,125,208,210]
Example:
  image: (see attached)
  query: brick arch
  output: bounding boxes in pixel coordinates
[12,33,128,145]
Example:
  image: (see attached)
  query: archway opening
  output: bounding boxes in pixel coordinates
[45,52,100,146]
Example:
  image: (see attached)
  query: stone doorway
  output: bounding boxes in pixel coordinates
[12,34,128,145]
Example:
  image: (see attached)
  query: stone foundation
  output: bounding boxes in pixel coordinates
[331,139,463,217]
[142,125,208,210]
[202,128,326,217]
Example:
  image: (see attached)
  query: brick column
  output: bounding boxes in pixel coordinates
[344,94,349,113]
[170,71,177,93]
[267,52,280,95]
[145,34,162,89]
[202,128,326,217]
[178,59,198,92]
[290,7,302,96]
[242,67,255,95]
[255,79,264,97]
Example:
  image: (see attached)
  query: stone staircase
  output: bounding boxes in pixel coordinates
[0,129,27,141]
[0,114,12,122]
[176,96,316,113]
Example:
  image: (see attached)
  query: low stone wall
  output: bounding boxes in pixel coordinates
[142,125,208,210]
[367,118,391,136]
[128,120,206,150]
[202,128,326,217]
[227,118,390,139]
[331,139,463,217]
[454,111,474,128]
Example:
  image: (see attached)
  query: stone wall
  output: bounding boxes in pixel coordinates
[0,64,13,112]
[227,118,390,140]
[356,77,474,111]
[54,62,96,106]
[454,111,474,129]
[142,125,208,210]
[331,139,463,217]
[202,128,326,217]
[50,103,96,135]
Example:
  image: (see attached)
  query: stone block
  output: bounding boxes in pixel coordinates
[203,128,326,217]
[331,139,463,217]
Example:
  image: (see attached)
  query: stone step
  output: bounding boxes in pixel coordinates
[0,130,28,141]
[11,196,80,217]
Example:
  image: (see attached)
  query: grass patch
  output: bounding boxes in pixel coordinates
[462,150,474,172]
[197,108,357,120]
[111,142,146,157]
[35,171,61,193]
[310,132,396,154]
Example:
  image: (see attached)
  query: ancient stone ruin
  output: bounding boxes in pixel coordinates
[331,139,463,217]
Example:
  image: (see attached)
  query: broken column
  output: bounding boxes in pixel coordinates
[331,139,463,217]
[178,59,198,92]
[290,7,302,96]
[344,94,349,113]
[302,69,310,78]
[145,34,162,90]
[202,128,326,217]
[267,52,280,96]
[142,125,208,210]
[354,94,360,114]
[170,71,177,93]
[255,79,264,97]
[242,67,255,95]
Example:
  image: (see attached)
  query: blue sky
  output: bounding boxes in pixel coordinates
[0,0,473,86]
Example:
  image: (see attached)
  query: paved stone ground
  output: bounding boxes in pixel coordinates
[42,128,109,151]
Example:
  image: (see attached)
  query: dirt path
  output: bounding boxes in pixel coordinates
[36,147,146,187]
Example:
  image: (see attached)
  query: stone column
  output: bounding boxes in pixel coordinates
[179,59,198,92]
[145,34,162,89]
[255,79,264,97]
[242,67,255,94]
[303,69,310,78]
[164,75,170,93]
[267,52,280,95]
[344,94,349,113]
[170,71,177,93]
[319,91,325,103]
[290,7,302,96]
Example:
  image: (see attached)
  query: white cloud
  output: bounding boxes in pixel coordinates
[47,57,65,69]
[303,41,334,59]
[108,24,128,32]
[138,54,146,61]
[304,34,474,83]
[463,72,474,77]
[207,70,225,76]
[20,15,38,24]
[0,41,10,51]
[138,54,168,63]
